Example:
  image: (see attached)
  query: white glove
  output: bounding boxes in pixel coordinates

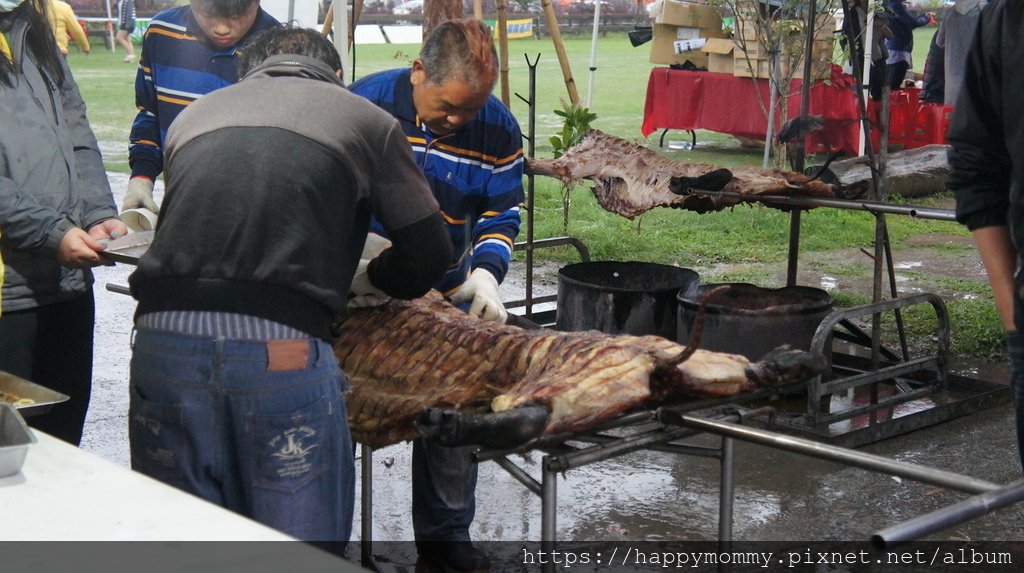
[361,233,392,259]
[449,268,507,323]
[122,177,159,214]
[348,258,390,308]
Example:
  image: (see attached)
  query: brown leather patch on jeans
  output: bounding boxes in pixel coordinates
[266,340,310,372]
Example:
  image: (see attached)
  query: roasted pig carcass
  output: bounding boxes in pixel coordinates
[526,129,867,218]
[333,292,826,449]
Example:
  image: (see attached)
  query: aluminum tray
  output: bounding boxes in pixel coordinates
[0,370,70,418]
[0,403,37,478]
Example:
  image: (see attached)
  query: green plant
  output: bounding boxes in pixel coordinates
[549,100,597,158]
[548,100,598,230]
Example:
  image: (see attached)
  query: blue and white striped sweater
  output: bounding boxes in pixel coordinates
[350,68,525,294]
[128,6,279,180]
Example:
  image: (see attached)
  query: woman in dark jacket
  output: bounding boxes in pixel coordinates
[0,0,126,445]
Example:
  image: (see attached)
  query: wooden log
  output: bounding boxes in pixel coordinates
[825,144,950,199]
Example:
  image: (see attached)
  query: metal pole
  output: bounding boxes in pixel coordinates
[873,480,1024,548]
[105,0,115,53]
[586,1,600,109]
[678,192,957,221]
[793,0,817,174]
[718,436,735,544]
[677,415,1001,495]
[859,6,875,156]
[786,210,801,286]
[541,456,557,571]
[522,54,540,319]
[332,0,350,82]
[493,456,542,496]
[360,444,373,568]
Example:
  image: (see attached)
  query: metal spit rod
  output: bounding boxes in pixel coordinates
[684,191,956,222]
[872,479,1024,548]
[675,415,1000,495]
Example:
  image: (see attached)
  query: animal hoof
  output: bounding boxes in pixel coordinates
[694,168,733,191]
[415,405,550,449]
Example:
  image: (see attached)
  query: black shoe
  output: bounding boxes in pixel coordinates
[416,541,490,573]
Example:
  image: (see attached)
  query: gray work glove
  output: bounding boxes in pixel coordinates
[122,177,159,214]
[449,268,507,323]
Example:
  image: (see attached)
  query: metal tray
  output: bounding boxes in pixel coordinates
[0,403,37,478]
[99,230,154,265]
[0,370,70,418]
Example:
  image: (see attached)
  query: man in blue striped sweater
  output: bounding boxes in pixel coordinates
[122,0,279,213]
[350,19,525,572]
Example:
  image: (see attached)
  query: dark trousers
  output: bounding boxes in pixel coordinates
[887,60,911,91]
[1010,291,1024,474]
[0,292,95,445]
[869,59,888,101]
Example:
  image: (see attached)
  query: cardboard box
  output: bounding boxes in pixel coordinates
[649,23,727,66]
[733,51,831,80]
[650,31,710,67]
[733,37,833,65]
[655,0,722,30]
[702,38,736,75]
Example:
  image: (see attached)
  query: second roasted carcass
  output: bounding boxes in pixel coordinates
[334,292,826,449]
[527,129,867,218]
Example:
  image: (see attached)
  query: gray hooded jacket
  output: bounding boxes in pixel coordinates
[0,11,118,311]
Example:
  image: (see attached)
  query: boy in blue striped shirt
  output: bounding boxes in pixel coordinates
[122,0,280,213]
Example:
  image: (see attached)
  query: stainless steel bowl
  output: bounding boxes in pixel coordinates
[0,403,37,478]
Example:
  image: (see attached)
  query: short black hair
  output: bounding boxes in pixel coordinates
[237,27,343,77]
[190,0,260,18]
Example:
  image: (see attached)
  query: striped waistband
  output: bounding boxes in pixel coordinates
[135,310,310,340]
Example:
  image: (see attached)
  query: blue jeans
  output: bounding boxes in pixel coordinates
[412,438,478,542]
[128,328,354,541]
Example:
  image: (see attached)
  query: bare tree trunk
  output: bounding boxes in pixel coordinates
[424,0,464,41]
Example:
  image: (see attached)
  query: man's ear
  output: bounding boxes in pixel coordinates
[410,59,426,86]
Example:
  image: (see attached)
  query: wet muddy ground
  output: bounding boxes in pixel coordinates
[81,176,1024,548]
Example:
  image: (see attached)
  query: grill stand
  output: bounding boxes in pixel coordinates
[357,404,1024,569]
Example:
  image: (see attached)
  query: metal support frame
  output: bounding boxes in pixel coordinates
[509,55,591,321]
[657,128,697,150]
[805,293,951,425]
[475,408,767,548]
[356,409,1024,564]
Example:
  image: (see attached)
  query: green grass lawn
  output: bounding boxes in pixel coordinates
[66,25,1001,359]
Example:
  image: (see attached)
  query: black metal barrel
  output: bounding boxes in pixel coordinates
[677,283,834,360]
[556,261,700,339]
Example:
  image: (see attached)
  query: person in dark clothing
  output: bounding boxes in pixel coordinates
[847,0,892,101]
[884,0,931,89]
[919,29,944,104]
[948,0,1024,473]
[126,26,452,541]
[935,0,987,105]
[0,0,126,446]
